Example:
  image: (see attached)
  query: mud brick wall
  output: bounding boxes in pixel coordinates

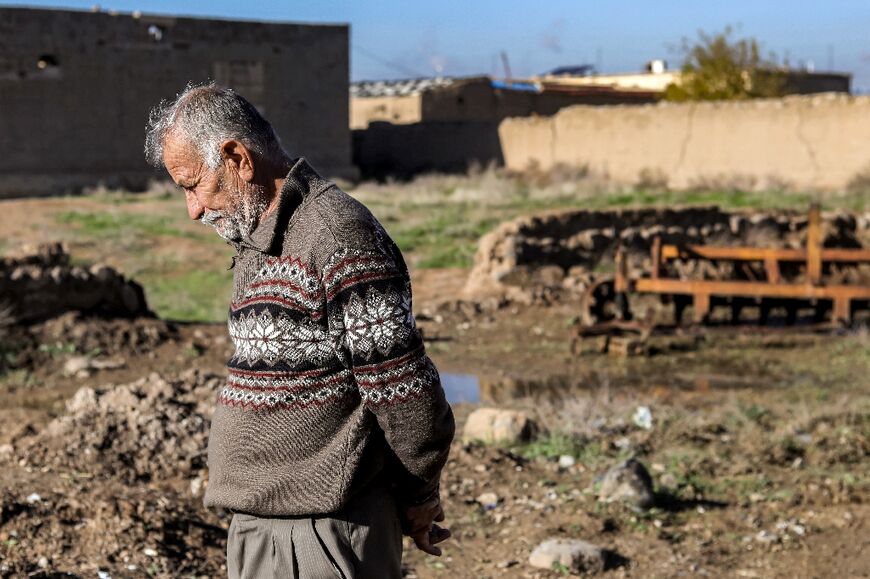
[0,7,352,197]
[499,94,870,192]
[464,206,870,299]
[0,244,150,323]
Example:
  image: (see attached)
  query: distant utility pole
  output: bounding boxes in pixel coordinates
[500,50,513,86]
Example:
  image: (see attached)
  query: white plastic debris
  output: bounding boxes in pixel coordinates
[632,406,653,430]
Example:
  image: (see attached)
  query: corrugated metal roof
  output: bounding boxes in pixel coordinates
[350,77,456,97]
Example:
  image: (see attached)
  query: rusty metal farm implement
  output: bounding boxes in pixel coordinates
[578,205,870,346]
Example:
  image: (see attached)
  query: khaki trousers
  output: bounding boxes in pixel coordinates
[227,486,403,579]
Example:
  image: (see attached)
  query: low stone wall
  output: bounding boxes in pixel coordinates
[0,243,151,324]
[464,206,870,300]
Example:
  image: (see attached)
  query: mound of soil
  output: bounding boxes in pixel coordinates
[1,314,176,377]
[0,483,225,577]
[37,311,175,357]
[15,370,220,483]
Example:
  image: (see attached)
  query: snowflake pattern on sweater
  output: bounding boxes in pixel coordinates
[225,231,428,409]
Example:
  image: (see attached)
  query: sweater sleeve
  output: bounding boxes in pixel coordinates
[322,244,455,503]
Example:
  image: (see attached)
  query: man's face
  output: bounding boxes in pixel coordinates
[162,134,268,242]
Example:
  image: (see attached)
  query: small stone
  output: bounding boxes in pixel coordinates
[529,538,606,574]
[597,459,655,510]
[462,408,536,444]
[143,547,158,557]
[0,444,14,460]
[37,557,48,569]
[558,455,576,468]
[25,493,42,504]
[496,559,518,569]
[89,357,126,370]
[190,475,205,497]
[659,472,679,489]
[476,492,499,509]
[63,356,91,377]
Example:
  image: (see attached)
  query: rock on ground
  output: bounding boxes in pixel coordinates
[529,538,606,574]
[597,458,655,510]
[462,407,536,444]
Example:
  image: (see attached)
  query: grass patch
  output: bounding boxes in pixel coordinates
[55,210,212,242]
[45,200,235,322]
[518,433,585,459]
[515,432,607,466]
[139,268,232,322]
[382,203,501,269]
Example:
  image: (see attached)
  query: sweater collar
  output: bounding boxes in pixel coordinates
[238,157,323,255]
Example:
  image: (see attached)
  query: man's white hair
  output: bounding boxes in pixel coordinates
[144,81,286,169]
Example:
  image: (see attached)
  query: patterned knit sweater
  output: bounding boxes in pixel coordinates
[203,158,455,516]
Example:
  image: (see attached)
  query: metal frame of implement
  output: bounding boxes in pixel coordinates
[613,205,870,326]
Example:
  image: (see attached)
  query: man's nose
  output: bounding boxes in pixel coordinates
[186,191,204,220]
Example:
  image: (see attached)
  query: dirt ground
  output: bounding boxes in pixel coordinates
[0,272,867,578]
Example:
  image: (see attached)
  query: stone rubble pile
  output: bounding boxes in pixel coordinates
[465,206,870,301]
[0,242,151,324]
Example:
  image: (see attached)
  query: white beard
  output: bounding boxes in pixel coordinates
[199,185,269,242]
[200,209,244,241]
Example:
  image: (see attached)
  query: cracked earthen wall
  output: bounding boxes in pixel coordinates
[499,94,870,192]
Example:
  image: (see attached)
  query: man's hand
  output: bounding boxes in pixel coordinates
[401,496,451,556]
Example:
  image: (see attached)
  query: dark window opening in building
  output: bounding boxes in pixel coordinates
[34,54,62,79]
[37,54,58,70]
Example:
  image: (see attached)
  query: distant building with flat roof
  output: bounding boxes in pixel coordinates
[534,61,851,97]
[0,7,353,197]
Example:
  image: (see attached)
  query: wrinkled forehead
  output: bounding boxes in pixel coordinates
[162,132,202,174]
[162,130,196,161]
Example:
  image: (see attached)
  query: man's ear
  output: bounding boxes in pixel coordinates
[220,140,255,182]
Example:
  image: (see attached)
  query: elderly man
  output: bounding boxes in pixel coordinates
[144,83,455,578]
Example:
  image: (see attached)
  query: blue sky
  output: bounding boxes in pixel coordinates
[5,1,869,90]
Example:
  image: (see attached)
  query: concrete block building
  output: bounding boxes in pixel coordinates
[0,7,353,197]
